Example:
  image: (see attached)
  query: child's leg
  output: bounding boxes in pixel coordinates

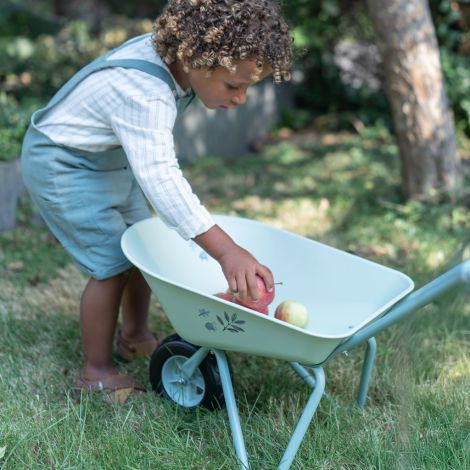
[120,267,154,342]
[80,272,128,380]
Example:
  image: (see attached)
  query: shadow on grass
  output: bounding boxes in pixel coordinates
[0,128,468,469]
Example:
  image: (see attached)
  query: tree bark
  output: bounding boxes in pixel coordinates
[366,0,461,200]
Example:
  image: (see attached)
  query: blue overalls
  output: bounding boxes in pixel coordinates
[21,34,194,279]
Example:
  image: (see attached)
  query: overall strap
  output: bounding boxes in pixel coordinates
[111,33,152,50]
[35,33,180,119]
[104,59,177,95]
[45,59,177,111]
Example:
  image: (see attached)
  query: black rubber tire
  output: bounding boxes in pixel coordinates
[149,337,226,410]
[159,332,182,346]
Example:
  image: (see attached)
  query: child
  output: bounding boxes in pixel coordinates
[21,0,293,403]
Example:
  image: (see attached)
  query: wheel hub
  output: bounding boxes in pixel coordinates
[161,355,206,407]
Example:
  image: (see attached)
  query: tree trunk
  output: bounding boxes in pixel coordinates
[366,0,461,200]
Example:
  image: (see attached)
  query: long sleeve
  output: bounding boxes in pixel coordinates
[110,90,215,240]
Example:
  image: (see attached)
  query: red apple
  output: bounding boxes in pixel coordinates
[215,292,236,302]
[235,299,269,314]
[235,299,269,315]
[214,292,269,314]
[234,274,275,309]
[275,300,309,328]
[250,305,269,315]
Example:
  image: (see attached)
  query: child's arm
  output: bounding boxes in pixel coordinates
[110,89,273,299]
[194,224,274,302]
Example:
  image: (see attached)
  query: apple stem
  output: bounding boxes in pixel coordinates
[274,282,283,285]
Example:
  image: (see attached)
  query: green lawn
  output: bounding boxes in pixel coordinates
[1,126,469,469]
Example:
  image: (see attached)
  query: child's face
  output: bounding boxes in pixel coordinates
[188,60,272,110]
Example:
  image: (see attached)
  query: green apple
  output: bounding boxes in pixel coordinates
[274,300,309,328]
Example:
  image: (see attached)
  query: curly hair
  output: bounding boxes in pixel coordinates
[152,0,293,83]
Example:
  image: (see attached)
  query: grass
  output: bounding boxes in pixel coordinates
[0,125,469,469]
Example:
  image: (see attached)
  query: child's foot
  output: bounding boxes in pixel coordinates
[73,372,146,404]
[115,329,160,361]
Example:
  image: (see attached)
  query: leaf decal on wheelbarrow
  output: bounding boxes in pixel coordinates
[205,312,246,333]
[199,308,210,317]
[227,325,244,333]
[219,312,246,333]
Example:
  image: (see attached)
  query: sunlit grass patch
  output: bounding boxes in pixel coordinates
[1,125,468,468]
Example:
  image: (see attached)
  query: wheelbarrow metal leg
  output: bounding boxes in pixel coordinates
[213,349,249,470]
[357,337,377,408]
[180,346,210,379]
[278,367,326,470]
[289,362,316,388]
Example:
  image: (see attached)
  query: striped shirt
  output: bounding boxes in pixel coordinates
[37,35,215,241]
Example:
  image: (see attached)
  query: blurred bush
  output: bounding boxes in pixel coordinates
[283,0,390,128]
[283,0,470,135]
[0,0,469,160]
[0,93,37,161]
[0,3,155,158]
[0,16,154,101]
[441,48,470,135]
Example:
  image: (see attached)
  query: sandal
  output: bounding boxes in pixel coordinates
[73,373,146,404]
[115,330,160,361]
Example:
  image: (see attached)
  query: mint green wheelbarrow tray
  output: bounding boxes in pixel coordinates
[121,215,470,470]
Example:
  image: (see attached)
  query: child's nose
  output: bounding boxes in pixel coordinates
[233,89,247,105]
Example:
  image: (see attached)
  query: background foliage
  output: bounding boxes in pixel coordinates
[0,0,469,160]
[282,0,470,134]
[0,2,468,467]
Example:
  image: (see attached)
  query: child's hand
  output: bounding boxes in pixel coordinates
[218,246,273,302]
[193,224,274,302]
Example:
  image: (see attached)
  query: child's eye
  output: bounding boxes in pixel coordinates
[226,83,239,90]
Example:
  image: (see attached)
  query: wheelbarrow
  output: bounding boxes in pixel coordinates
[121,215,469,470]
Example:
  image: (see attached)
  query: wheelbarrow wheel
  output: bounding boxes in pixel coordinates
[149,336,227,410]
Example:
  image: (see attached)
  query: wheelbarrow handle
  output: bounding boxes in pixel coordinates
[330,260,470,359]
